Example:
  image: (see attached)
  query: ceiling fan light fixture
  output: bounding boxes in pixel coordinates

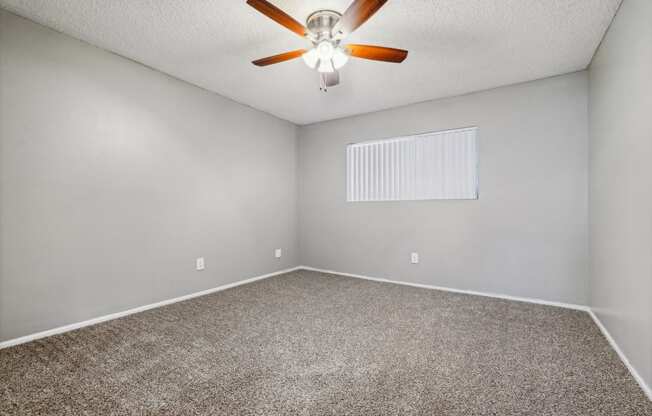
[307,44,348,73]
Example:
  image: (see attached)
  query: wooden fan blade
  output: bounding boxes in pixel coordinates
[345,44,408,63]
[252,49,306,66]
[246,0,307,37]
[335,0,387,36]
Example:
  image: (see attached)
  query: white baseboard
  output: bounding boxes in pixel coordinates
[0,266,301,350]
[298,265,651,402]
[298,266,590,311]
[588,310,652,401]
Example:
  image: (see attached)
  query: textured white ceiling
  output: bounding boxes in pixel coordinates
[0,0,620,124]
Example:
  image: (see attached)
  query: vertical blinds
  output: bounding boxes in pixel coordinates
[346,127,478,202]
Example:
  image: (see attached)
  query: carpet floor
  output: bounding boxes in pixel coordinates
[1,270,650,415]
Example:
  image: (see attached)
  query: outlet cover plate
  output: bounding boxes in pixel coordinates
[196,257,205,270]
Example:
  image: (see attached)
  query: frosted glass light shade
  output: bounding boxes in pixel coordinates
[317,41,335,61]
[302,48,319,69]
[332,48,349,69]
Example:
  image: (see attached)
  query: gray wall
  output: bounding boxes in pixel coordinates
[298,72,589,305]
[0,10,298,342]
[589,0,652,389]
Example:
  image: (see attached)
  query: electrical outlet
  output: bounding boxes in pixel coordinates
[275,248,282,259]
[196,257,205,271]
[411,252,419,264]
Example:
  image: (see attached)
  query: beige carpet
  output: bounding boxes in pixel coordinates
[1,269,650,415]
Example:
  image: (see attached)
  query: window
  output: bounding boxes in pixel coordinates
[346,127,478,202]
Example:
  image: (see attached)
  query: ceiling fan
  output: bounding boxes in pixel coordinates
[247,0,408,91]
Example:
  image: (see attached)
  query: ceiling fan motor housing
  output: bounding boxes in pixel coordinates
[306,10,342,41]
